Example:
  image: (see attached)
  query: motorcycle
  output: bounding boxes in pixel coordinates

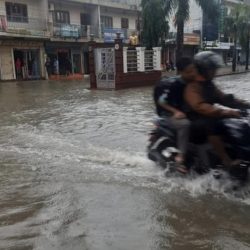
[147,111,250,182]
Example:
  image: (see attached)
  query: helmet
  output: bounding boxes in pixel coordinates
[194,51,223,78]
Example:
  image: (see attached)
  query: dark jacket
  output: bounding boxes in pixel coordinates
[184,78,250,119]
[154,76,186,117]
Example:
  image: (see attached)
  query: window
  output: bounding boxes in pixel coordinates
[121,18,129,29]
[5,2,28,23]
[80,13,91,25]
[101,16,113,28]
[53,11,70,24]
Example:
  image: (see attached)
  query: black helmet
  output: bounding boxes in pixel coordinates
[194,51,223,78]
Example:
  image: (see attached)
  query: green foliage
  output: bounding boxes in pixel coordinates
[224,4,250,50]
[141,0,169,48]
[163,0,219,60]
[164,0,219,26]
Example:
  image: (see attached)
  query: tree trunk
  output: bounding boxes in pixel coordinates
[246,30,249,71]
[176,20,184,64]
[232,24,237,72]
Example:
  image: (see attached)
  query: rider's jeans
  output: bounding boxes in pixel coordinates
[163,117,191,156]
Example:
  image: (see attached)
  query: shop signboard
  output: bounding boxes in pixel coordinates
[103,28,126,43]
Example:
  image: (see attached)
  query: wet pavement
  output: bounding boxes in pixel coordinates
[0,75,250,250]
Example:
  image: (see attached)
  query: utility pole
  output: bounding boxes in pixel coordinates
[246,22,250,70]
[232,22,237,72]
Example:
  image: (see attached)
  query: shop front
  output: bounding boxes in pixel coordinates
[14,49,40,80]
[45,42,84,79]
[0,40,45,81]
[183,33,200,57]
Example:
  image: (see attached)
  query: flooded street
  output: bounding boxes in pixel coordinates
[0,74,250,250]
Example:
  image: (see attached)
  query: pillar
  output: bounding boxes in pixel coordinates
[123,47,128,73]
[88,39,97,89]
[153,47,162,71]
[136,47,145,72]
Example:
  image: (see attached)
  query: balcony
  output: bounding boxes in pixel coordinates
[52,23,100,39]
[66,0,140,10]
[0,15,49,38]
[52,24,137,43]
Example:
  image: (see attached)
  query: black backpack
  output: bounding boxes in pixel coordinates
[153,76,185,116]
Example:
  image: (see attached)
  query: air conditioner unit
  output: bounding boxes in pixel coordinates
[49,3,54,11]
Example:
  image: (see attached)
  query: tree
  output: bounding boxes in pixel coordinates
[238,6,250,70]
[141,0,169,48]
[164,0,219,62]
[224,4,250,71]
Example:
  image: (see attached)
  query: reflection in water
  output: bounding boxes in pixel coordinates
[0,76,250,250]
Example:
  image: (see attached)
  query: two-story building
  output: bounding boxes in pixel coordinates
[165,0,202,63]
[0,0,140,81]
[0,0,49,80]
[45,0,139,77]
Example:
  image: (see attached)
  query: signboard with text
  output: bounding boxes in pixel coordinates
[103,28,126,43]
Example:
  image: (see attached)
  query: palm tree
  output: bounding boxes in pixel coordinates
[238,6,250,70]
[165,0,219,62]
[224,4,250,71]
[141,0,169,48]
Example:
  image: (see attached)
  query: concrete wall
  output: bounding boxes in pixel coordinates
[51,1,98,25]
[0,0,47,19]
[100,7,137,30]
[0,46,14,80]
[49,1,137,29]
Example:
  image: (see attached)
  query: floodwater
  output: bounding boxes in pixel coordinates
[0,74,250,250]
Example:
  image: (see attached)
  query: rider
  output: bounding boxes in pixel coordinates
[154,57,197,173]
[185,51,250,168]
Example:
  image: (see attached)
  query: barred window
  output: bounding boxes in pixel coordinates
[6,2,28,23]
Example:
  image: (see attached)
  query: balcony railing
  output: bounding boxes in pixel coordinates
[0,15,48,37]
[52,24,137,42]
[0,15,138,42]
[52,23,100,39]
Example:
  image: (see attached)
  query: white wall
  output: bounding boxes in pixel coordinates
[66,0,141,10]
[100,7,137,30]
[0,0,47,19]
[169,0,202,34]
[50,1,99,26]
[0,46,14,80]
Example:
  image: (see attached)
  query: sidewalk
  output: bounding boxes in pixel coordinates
[162,65,250,78]
[217,65,249,77]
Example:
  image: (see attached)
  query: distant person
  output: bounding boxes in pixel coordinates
[45,57,51,78]
[32,59,38,78]
[15,58,22,78]
[28,59,33,76]
[185,51,250,168]
[169,59,175,71]
[65,58,72,76]
[54,58,59,75]
[153,57,197,173]
[129,32,138,46]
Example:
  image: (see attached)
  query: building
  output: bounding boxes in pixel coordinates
[0,0,140,81]
[202,0,250,62]
[0,0,49,80]
[165,0,202,63]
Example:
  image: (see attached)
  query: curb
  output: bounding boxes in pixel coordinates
[217,70,250,78]
[162,69,250,78]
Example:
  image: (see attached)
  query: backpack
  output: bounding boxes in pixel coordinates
[153,76,185,116]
